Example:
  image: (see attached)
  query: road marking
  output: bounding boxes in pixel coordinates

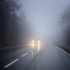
[21,53,28,57]
[4,59,19,68]
[58,47,70,56]
[0,46,16,49]
[0,45,27,49]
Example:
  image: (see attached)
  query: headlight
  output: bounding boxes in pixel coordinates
[31,39,41,52]
[38,40,40,52]
[32,40,35,48]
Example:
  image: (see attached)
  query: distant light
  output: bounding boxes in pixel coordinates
[38,40,40,52]
[32,40,35,48]
[38,40,40,44]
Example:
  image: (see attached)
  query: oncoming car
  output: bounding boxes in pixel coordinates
[31,39,41,56]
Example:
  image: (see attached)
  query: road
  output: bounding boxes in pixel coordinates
[0,45,70,70]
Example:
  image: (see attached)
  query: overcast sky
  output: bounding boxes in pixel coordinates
[19,0,69,40]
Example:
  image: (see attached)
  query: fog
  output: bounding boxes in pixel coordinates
[18,0,69,42]
[1,0,69,47]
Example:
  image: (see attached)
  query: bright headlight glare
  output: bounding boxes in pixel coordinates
[38,40,40,44]
[38,40,40,52]
[32,40,35,48]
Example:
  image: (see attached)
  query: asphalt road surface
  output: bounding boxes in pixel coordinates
[0,45,70,70]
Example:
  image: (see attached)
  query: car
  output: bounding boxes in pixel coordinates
[31,39,41,56]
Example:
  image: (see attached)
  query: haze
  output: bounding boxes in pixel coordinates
[19,0,69,41]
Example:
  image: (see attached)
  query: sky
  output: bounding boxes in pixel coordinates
[18,0,69,40]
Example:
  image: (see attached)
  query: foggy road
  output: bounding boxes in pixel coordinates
[0,45,70,70]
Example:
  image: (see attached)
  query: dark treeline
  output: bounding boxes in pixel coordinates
[60,5,70,48]
[0,0,30,47]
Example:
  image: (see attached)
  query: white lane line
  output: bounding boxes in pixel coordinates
[0,46,15,49]
[0,45,27,49]
[4,59,19,68]
[21,53,28,57]
[58,47,70,56]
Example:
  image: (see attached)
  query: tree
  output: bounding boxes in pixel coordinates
[0,0,20,47]
[60,5,70,48]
